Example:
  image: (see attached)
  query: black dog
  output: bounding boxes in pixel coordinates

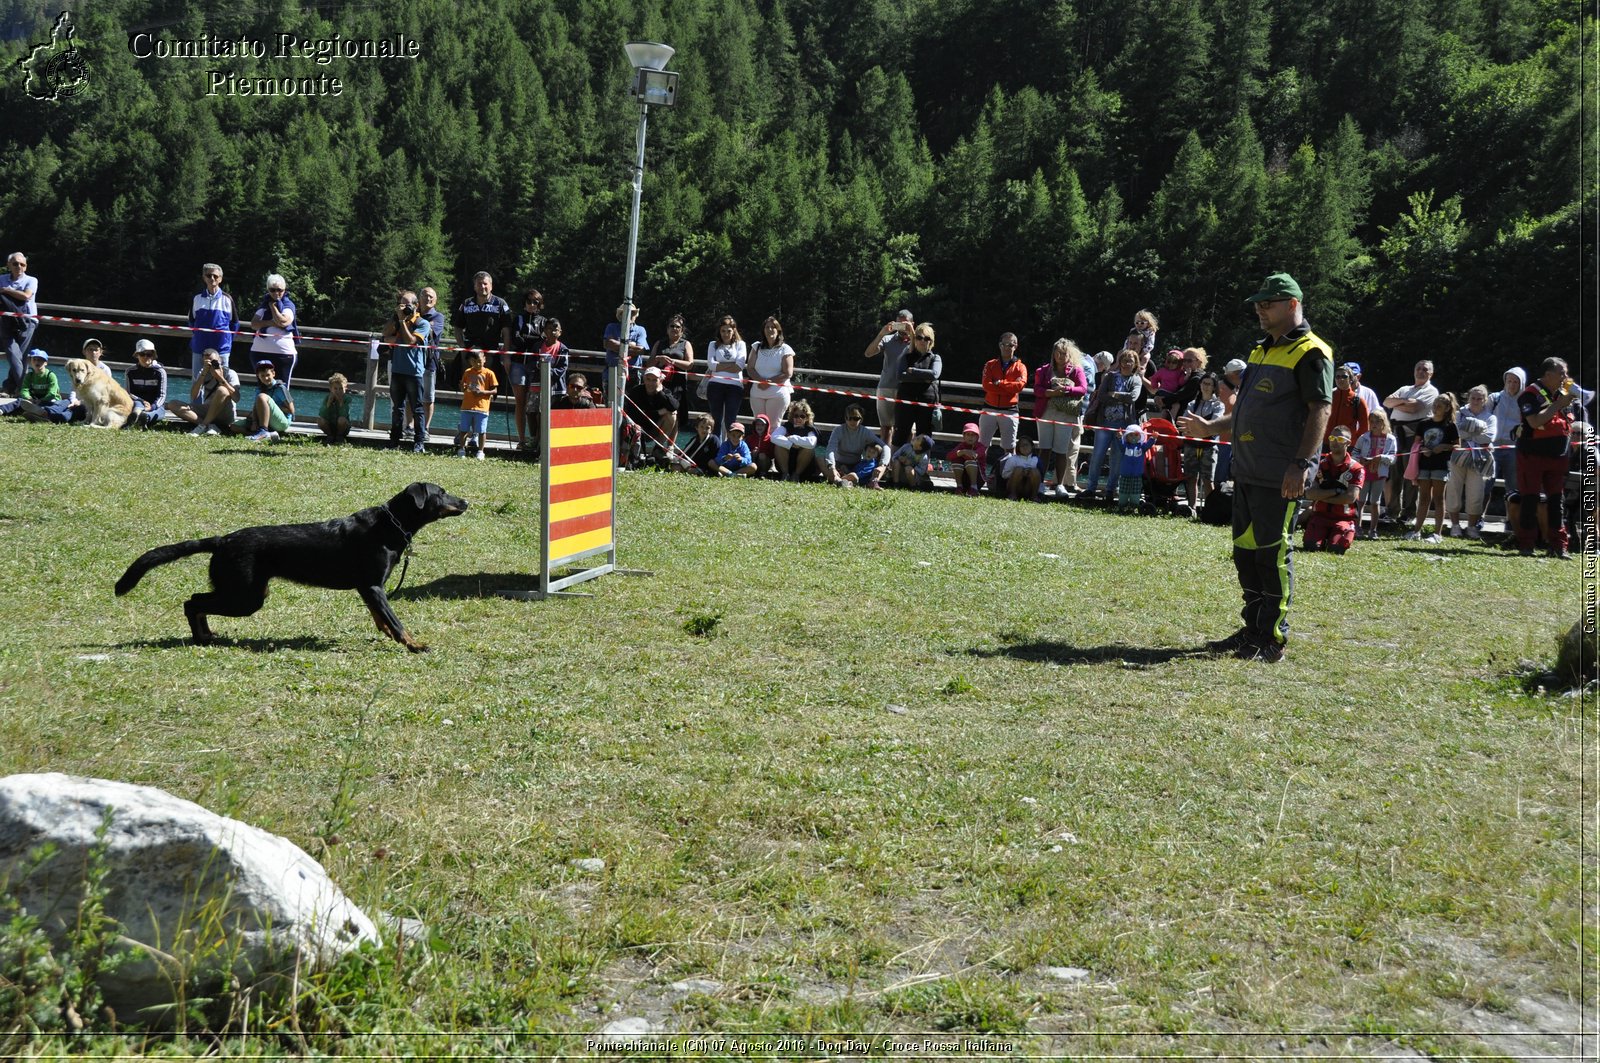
[116,482,468,652]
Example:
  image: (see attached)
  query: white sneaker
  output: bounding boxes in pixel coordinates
[1057,483,1074,497]
[455,448,466,458]
[204,424,220,436]
[1403,530,1421,541]
[475,450,485,461]
[1424,533,1442,544]
[189,423,208,436]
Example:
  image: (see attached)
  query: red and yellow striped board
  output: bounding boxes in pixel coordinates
[546,408,615,564]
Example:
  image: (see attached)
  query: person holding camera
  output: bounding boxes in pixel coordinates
[863,309,915,437]
[170,348,241,435]
[248,274,298,385]
[383,290,433,453]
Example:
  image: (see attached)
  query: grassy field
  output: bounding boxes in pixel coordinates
[0,423,1591,1059]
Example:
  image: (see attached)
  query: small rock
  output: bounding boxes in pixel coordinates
[884,703,908,715]
[916,561,933,567]
[1058,831,1080,844]
[441,718,454,727]
[570,857,606,873]
[670,977,724,994]
[1038,552,1061,559]
[75,654,111,662]
[1019,796,1038,805]
[599,1016,654,1038]
[1049,845,1062,853]
[1042,966,1090,982]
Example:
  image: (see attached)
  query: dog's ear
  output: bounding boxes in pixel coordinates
[404,482,432,511]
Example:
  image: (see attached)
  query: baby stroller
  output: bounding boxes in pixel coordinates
[1141,417,1186,515]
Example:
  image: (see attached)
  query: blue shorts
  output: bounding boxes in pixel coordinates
[458,410,489,435]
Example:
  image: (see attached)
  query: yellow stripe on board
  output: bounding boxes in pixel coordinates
[549,423,615,449]
[550,526,614,563]
[549,492,614,523]
[547,458,615,487]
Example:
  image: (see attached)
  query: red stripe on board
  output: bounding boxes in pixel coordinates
[550,408,614,430]
[548,441,614,466]
[548,509,613,542]
[549,477,613,504]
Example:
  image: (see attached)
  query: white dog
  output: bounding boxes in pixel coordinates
[66,358,134,429]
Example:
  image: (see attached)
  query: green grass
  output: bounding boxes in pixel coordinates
[0,424,1589,1058]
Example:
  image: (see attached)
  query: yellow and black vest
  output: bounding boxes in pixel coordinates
[1232,325,1333,489]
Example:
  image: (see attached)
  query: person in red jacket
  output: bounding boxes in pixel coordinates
[1326,364,1370,446]
[979,332,1028,455]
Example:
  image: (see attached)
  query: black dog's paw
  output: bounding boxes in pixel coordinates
[407,641,430,654]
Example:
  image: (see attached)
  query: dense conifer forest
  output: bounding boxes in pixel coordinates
[0,0,1590,394]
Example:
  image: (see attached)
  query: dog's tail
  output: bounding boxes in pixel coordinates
[115,538,224,596]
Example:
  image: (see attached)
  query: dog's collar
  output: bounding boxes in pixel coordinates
[378,506,415,548]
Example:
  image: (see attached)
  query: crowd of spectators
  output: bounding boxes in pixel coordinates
[0,256,1592,555]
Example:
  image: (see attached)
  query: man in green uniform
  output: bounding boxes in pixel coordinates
[1179,273,1333,663]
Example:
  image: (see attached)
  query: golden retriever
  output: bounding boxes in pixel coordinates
[66,358,134,429]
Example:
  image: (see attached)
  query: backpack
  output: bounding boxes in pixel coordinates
[1201,484,1233,525]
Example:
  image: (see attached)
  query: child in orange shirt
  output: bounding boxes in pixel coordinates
[455,349,498,459]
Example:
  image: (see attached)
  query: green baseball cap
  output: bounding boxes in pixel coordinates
[1244,272,1302,303]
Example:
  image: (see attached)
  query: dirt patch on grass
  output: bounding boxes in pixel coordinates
[1409,931,1593,1061]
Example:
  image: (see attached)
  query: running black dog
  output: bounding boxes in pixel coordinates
[116,482,468,652]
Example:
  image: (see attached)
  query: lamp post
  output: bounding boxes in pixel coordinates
[613,41,678,430]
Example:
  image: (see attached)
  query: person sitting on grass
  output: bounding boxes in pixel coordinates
[171,348,241,435]
[822,403,888,488]
[1116,423,1155,514]
[453,349,499,460]
[772,399,820,481]
[746,413,776,476]
[947,422,985,497]
[712,420,758,477]
[1352,409,1396,540]
[4,349,66,419]
[628,366,680,466]
[316,372,356,445]
[890,433,936,490]
[125,339,168,428]
[999,434,1043,500]
[670,413,721,474]
[1302,425,1366,554]
[240,360,293,443]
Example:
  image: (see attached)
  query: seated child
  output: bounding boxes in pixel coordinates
[237,360,294,443]
[947,422,985,497]
[316,372,356,444]
[5,349,68,420]
[1303,425,1366,553]
[1353,409,1397,539]
[891,433,936,489]
[746,413,776,476]
[999,434,1043,500]
[671,413,722,474]
[125,339,168,428]
[713,420,758,476]
[1116,424,1155,513]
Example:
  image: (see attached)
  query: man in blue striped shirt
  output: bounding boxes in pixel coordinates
[187,263,237,379]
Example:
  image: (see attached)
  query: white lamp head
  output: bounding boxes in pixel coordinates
[624,41,674,71]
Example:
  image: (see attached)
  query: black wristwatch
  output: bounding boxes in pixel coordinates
[1294,457,1318,471]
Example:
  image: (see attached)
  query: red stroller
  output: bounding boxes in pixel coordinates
[1141,418,1186,514]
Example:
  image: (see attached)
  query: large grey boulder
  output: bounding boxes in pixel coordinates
[1556,620,1598,684]
[0,773,378,1022]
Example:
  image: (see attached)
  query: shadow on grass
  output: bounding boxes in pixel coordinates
[94,634,344,653]
[966,640,1208,666]
[392,571,542,599]
[210,446,319,460]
